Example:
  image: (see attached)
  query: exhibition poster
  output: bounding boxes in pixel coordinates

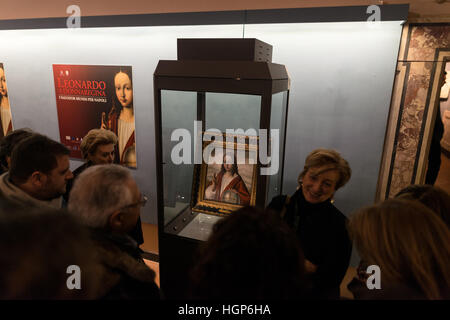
[53,64,137,167]
[0,63,14,138]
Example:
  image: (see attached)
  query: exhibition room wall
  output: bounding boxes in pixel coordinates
[0,20,403,225]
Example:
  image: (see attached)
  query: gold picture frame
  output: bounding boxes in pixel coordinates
[192,135,258,215]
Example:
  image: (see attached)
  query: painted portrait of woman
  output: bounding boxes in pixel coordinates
[204,152,251,206]
[0,63,13,138]
[101,67,136,168]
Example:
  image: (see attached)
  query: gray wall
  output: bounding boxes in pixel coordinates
[0,21,402,232]
[246,22,403,216]
[0,25,242,224]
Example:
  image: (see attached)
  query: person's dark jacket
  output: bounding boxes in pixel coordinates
[90,228,160,300]
[268,188,352,299]
[63,161,91,203]
[65,161,144,245]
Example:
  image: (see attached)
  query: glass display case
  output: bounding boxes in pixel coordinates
[154,38,289,298]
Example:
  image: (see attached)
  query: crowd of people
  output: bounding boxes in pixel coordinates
[0,128,156,299]
[0,127,449,300]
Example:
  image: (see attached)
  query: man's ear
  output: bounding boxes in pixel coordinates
[29,171,46,187]
[109,210,124,232]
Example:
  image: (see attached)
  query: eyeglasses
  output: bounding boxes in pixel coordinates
[121,194,148,210]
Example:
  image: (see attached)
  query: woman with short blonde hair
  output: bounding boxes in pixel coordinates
[298,148,351,191]
[80,129,118,161]
[348,199,450,300]
[268,148,352,299]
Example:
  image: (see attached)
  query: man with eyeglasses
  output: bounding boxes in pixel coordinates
[68,164,159,299]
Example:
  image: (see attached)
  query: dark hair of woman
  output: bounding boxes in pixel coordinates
[189,206,306,299]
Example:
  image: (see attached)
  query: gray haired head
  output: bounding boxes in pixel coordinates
[68,164,134,228]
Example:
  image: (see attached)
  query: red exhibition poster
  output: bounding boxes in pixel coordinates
[53,64,137,168]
